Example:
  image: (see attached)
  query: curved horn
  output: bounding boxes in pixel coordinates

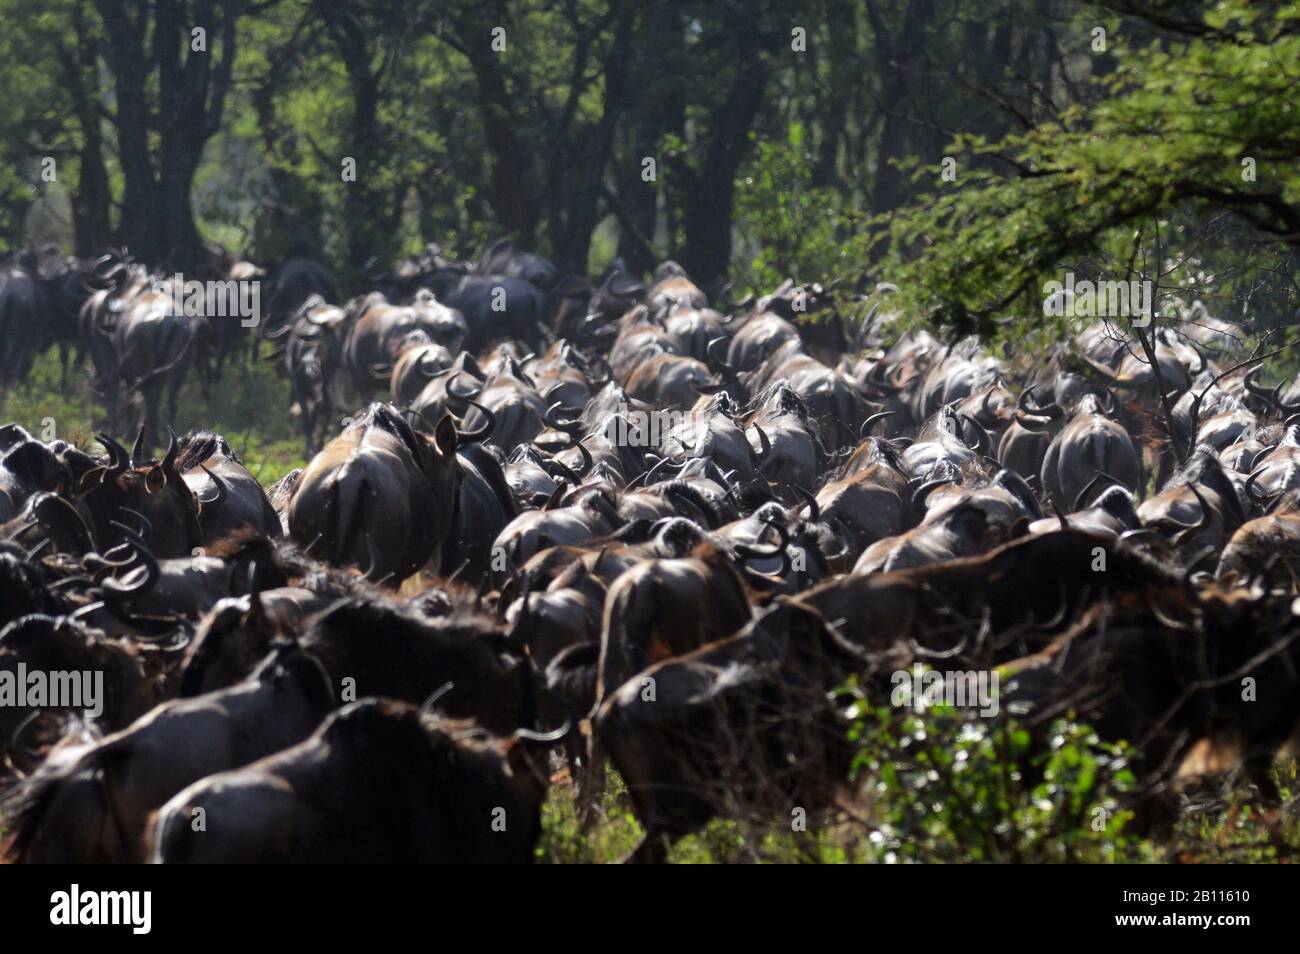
[161,427,180,482]
[912,477,954,513]
[129,425,146,468]
[419,681,456,716]
[1186,355,1272,455]
[96,433,130,477]
[446,371,480,400]
[417,350,451,378]
[733,518,790,560]
[88,252,116,279]
[541,481,567,511]
[541,456,581,484]
[513,713,574,745]
[570,436,593,478]
[1017,385,1064,420]
[1171,484,1211,544]
[1072,471,1124,511]
[1243,467,1278,508]
[980,384,999,422]
[860,410,895,437]
[454,399,495,445]
[1242,366,1269,400]
[996,468,1042,520]
[793,483,820,522]
[637,454,683,488]
[197,465,228,509]
[1118,527,1165,547]
[864,358,901,393]
[705,336,735,376]
[118,507,154,536]
[100,536,159,599]
[958,414,989,454]
[544,401,584,432]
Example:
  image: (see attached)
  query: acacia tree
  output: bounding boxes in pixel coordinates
[868,0,1300,325]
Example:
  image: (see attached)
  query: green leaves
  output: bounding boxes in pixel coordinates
[870,0,1300,334]
[733,123,855,292]
[846,701,1141,863]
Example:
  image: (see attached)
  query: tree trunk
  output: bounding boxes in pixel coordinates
[680,56,770,292]
[462,3,539,243]
[865,0,933,215]
[67,0,112,254]
[613,5,683,275]
[94,0,236,270]
[97,0,159,260]
[545,3,636,273]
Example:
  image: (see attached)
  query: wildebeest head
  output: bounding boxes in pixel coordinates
[74,431,203,559]
[0,432,77,523]
[300,595,534,736]
[0,613,161,742]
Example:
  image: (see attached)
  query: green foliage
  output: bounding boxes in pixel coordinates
[733,123,858,292]
[1167,763,1300,863]
[536,774,643,864]
[870,0,1300,332]
[537,770,858,864]
[1,349,306,481]
[846,701,1145,863]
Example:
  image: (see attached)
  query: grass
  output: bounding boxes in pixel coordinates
[0,345,308,483]
[535,772,862,864]
[533,764,1300,863]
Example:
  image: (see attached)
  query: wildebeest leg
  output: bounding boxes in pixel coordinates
[623,830,671,864]
[104,380,120,435]
[578,734,608,829]
[302,403,317,457]
[214,329,229,385]
[165,360,188,436]
[196,350,212,400]
[563,733,585,796]
[172,358,189,421]
[138,386,159,456]
[1244,754,1283,805]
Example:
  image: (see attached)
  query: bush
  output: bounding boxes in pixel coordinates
[846,697,1145,863]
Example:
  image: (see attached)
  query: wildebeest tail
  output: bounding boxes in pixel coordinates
[1090,429,1109,478]
[329,469,368,569]
[546,641,600,722]
[0,740,121,862]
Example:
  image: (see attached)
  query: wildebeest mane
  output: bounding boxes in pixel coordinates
[175,430,236,472]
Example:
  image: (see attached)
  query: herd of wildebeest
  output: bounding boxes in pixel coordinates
[0,239,1299,862]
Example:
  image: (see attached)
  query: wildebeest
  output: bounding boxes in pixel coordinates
[148,699,560,863]
[6,243,1300,867]
[0,249,87,395]
[0,645,334,863]
[287,404,464,583]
